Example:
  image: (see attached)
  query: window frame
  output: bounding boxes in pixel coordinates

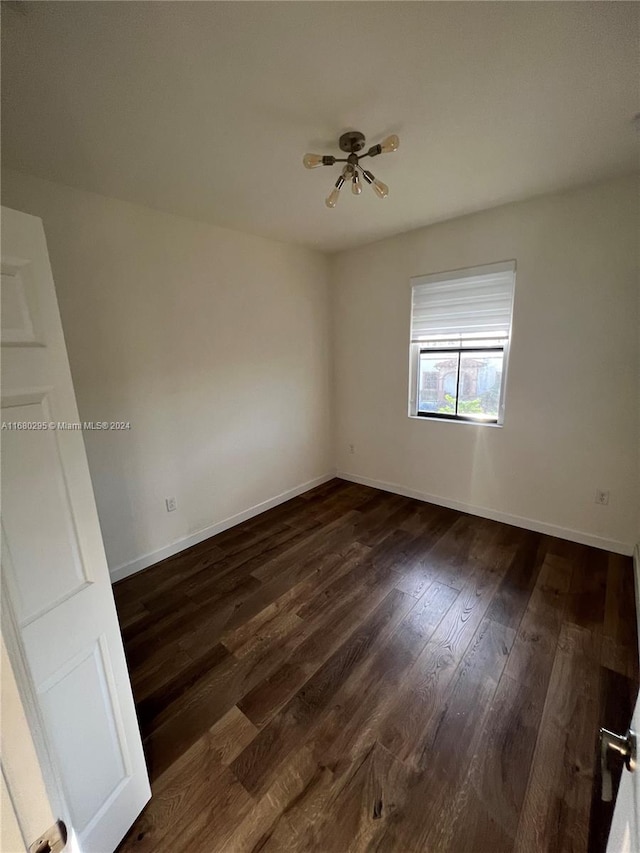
[411,340,509,424]
[408,261,515,427]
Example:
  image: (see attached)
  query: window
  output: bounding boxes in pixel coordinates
[409,261,515,424]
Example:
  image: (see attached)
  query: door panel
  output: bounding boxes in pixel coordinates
[1,256,44,345]
[38,639,128,833]
[1,206,150,852]
[2,396,88,623]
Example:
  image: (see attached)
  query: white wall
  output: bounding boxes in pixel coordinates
[2,170,333,578]
[332,176,639,554]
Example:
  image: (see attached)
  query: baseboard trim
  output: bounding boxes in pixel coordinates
[109,472,336,583]
[337,471,634,556]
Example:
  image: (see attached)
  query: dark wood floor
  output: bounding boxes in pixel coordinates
[113,479,638,853]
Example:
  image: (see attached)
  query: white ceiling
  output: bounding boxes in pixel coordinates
[2,2,638,253]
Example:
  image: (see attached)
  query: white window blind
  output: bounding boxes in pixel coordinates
[410,261,515,341]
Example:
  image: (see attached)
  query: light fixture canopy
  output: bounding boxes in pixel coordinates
[303,130,399,207]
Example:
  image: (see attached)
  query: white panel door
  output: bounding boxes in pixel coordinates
[607,692,640,853]
[1,207,150,852]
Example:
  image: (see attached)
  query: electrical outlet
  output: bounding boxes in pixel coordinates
[165,496,177,512]
[595,489,609,506]
[349,443,355,455]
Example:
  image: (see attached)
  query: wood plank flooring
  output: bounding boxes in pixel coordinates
[113,479,638,853]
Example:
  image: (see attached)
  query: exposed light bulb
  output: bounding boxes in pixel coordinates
[303,153,324,169]
[373,179,389,199]
[325,188,340,208]
[325,175,345,208]
[380,134,400,154]
[351,172,362,195]
[361,169,389,199]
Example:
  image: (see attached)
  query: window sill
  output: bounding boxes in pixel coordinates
[408,413,504,428]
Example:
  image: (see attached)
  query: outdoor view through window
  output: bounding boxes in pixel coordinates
[418,338,505,420]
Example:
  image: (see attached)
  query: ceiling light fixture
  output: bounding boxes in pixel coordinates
[303,130,399,208]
